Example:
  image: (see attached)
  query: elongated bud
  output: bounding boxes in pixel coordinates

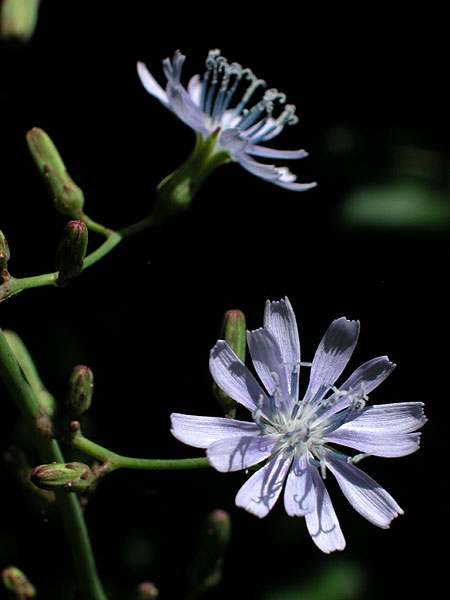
[26,127,85,217]
[1,566,36,598]
[0,0,40,44]
[55,220,88,283]
[212,309,246,418]
[188,509,231,595]
[137,582,159,599]
[31,461,96,493]
[66,365,94,419]
[0,230,10,271]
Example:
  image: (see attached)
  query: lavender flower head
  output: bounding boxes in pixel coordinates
[171,298,426,553]
[137,50,316,191]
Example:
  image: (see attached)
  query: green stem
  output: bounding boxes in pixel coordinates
[0,328,107,600]
[0,211,161,303]
[69,433,210,473]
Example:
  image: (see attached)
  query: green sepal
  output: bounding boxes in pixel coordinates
[26,127,85,218]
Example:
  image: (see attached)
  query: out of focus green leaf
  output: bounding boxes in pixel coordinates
[339,178,450,231]
[262,559,365,600]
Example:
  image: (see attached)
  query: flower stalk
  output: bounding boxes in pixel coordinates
[0,327,108,600]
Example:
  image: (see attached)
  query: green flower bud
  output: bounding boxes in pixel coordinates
[0,230,10,271]
[30,461,96,493]
[1,566,36,598]
[155,132,230,219]
[66,365,94,419]
[188,509,231,595]
[0,0,40,44]
[137,582,159,599]
[212,309,246,418]
[55,220,88,283]
[26,127,85,217]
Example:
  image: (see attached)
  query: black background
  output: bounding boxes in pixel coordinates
[0,2,448,599]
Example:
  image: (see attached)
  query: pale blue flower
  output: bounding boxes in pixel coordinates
[137,50,316,191]
[171,297,425,553]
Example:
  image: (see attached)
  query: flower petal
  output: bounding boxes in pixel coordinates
[284,452,315,516]
[304,318,360,405]
[325,401,425,457]
[235,451,292,518]
[264,297,300,396]
[304,466,346,553]
[209,340,271,416]
[342,402,426,433]
[207,434,278,472]
[326,430,422,457]
[246,327,290,404]
[170,413,259,449]
[245,144,309,160]
[325,453,403,528]
[137,61,169,107]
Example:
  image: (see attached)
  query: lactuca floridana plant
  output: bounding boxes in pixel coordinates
[137,49,316,215]
[171,297,426,553]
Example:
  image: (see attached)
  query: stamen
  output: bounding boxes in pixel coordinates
[201,49,221,113]
[348,452,371,464]
[252,394,266,429]
[290,403,300,420]
[212,62,242,122]
[228,70,266,121]
[290,362,299,402]
[319,447,327,479]
[204,55,226,117]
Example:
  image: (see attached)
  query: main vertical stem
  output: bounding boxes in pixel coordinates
[0,328,107,600]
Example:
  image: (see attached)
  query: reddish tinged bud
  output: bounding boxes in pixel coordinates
[188,509,231,595]
[66,365,94,419]
[137,582,159,599]
[1,566,36,598]
[0,230,10,271]
[30,461,96,493]
[55,220,88,283]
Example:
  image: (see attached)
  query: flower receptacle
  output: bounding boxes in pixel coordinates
[154,133,230,219]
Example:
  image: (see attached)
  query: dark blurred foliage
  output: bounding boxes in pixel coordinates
[0,2,448,599]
